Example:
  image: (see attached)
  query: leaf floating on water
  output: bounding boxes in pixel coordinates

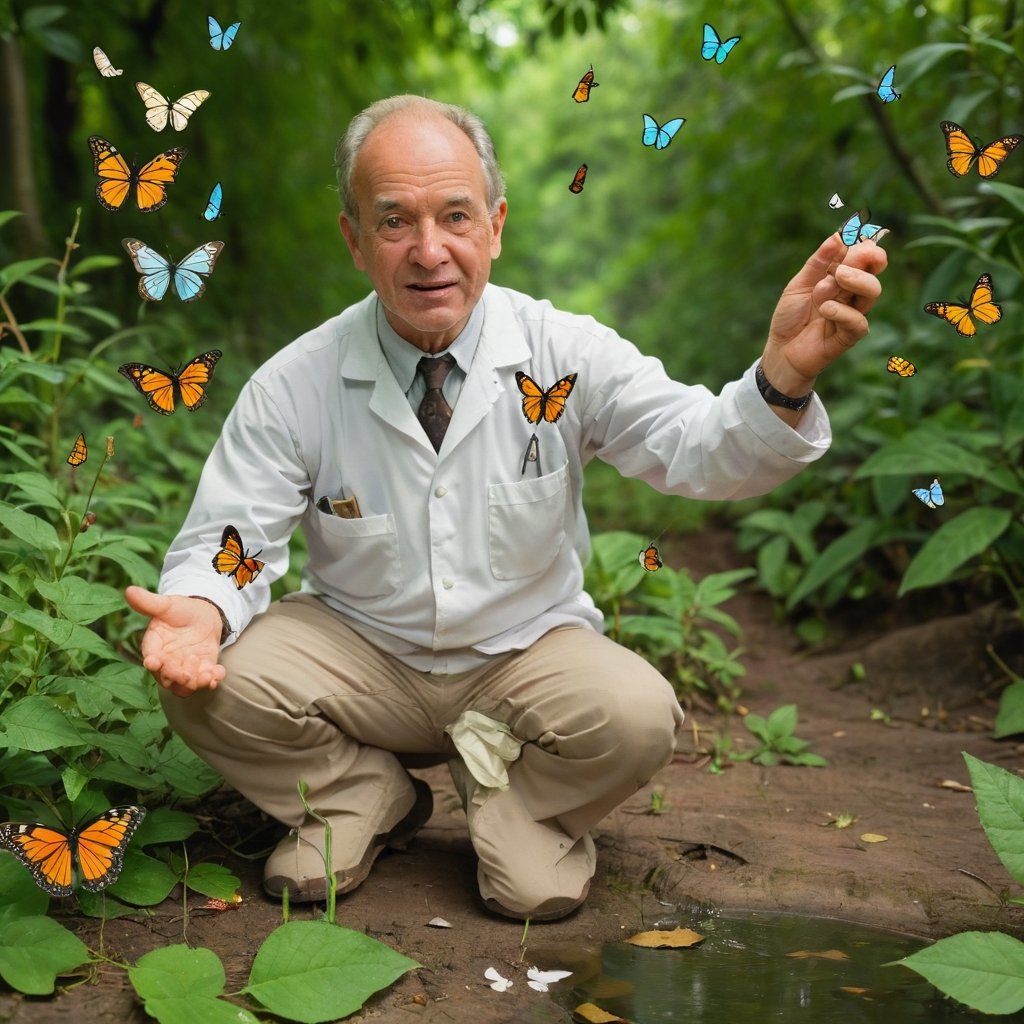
[625,927,704,949]
[859,832,889,843]
[786,948,850,961]
[573,1002,630,1023]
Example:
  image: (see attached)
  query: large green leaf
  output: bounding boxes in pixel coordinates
[896,931,1024,1015]
[0,915,89,995]
[0,501,62,553]
[963,753,1024,886]
[898,508,1012,595]
[243,920,419,1023]
[995,681,1024,740]
[34,576,125,624]
[129,944,261,1024]
[0,695,85,751]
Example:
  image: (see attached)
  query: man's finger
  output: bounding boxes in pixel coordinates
[125,585,169,618]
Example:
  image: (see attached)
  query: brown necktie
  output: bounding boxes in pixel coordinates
[416,353,456,452]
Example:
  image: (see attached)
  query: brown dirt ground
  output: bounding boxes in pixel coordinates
[3,531,1023,1024]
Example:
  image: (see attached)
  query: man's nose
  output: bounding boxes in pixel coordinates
[410,221,447,267]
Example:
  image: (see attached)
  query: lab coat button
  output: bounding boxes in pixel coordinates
[442,577,455,590]
[435,486,448,498]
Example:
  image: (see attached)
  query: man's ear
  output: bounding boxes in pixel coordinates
[339,212,366,271]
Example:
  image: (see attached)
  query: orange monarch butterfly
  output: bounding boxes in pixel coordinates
[941,121,1023,179]
[924,273,1001,338]
[88,135,187,213]
[569,163,588,194]
[572,65,599,103]
[0,806,146,897]
[639,543,663,571]
[118,350,222,415]
[135,81,211,132]
[886,355,916,377]
[515,370,578,425]
[212,525,265,590]
[66,432,88,466]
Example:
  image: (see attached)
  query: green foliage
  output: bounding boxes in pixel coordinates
[895,753,1024,1014]
[584,531,753,709]
[730,704,827,768]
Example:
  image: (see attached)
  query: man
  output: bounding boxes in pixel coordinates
[125,95,886,921]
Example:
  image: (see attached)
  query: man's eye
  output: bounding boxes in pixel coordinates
[384,216,403,229]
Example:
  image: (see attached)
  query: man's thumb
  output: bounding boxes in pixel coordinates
[124,585,169,618]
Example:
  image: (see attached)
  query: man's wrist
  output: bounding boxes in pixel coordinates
[755,361,815,411]
[189,595,231,644]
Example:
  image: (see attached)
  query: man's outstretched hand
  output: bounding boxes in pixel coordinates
[125,585,226,697]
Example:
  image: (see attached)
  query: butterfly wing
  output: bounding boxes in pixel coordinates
[167,89,211,132]
[701,23,722,60]
[122,238,172,301]
[213,525,245,578]
[66,432,88,466]
[639,544,663,571]
[886,355,916,377]
[0,821,75,897]
[941,121,980,177]
[169,241,224,302]
[515,371,545,424]
[118,362,178,415]
[569,164,588,194]
[714,35,741,62]
[572,66,597,102]
[975,135,1023,179]
[913,480,943,508]
[92,46,123,77]
[74,806,146,893]
[877,65,900,102]
[656,117,686,150]
[88,136,134,211]
[202,182,224,221]
[132,148,187,213]
[174,349,223,411]
[209,16,241,50]
[968,273,1002,326]
[136,81,172,131]
[839,211,864,245]
[539,372,579,422]
[924,300,974,337]
[232,554,266,590]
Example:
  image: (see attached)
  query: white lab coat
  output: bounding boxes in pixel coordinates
[159,284,830,667]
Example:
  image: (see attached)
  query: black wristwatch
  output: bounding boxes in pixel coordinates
[755,362,814,412]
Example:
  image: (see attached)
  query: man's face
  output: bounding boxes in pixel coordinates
[340,112,507,353]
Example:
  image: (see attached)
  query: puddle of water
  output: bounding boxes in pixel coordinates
[540,911,1024,1023]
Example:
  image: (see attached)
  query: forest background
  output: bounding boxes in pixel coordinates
[1,0,1023,822]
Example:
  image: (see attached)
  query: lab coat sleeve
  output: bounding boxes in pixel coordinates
[580,339,831,501]
[157,378,309,643]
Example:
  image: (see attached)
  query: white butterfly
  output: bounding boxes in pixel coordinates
[135,81,210,132]
[92,46,123,77]
[484,967,513,992]
[526,966,573,992]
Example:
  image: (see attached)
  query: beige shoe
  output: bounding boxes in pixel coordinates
[482,880,591,922]
[263,777,433,902]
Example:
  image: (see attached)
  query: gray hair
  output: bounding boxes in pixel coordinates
[335,95,506,231]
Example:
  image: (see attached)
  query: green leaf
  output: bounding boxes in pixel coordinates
[0,695,85,751]
[986,182,1024,220]
[34,576,125,623]
[69,254,122,277]
[963,753,1024,887]
[107,851,179,907]
[185,863,241,901]
[787,521,881,609]
[0,257,58,294]
[0,471,65,512]
[129,944,262,1024]
[6,607,117,659]
[0,501,62,553]
[0,853,50,922]
[896,931,1024,1015]
[899,508,1012,595]
[243,920,419,1023]
[765,704,798,741]
[0,915,89,995]
[995,681,1024,740]
[138,808,199,845]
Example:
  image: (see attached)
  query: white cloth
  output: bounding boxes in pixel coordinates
[159,284,831,671]
[444,710,525,793]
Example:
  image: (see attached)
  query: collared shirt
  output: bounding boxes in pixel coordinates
[159,285,831,674]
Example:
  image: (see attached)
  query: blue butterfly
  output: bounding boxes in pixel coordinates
[701,23,741,63]
[208,16,240,50]
[912,478,944,509]
[122,238,224,302]
[839,209,887,245]
[876,65,901,103]
[202,182,224,222]
[642,114,686,151]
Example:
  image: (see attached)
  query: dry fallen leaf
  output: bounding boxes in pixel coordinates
[573,1002,630,1023]
[859,833,889,843]
[820,812,857,829]
[786,948,850,961]
[625,927,704,949]
[426,916,452,928]
[938,779,973,793]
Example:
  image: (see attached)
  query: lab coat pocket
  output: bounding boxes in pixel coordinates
[306,511,401,598]
[488,461,568,580]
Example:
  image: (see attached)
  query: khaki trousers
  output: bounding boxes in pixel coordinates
[161,593,684,914]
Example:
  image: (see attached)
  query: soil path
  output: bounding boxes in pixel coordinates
[3,531,1022,1023]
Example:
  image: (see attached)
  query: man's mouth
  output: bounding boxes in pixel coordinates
[407,281,456,292]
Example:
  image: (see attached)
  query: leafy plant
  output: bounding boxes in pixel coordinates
[584,531,754,710]
[894,753,1024,1014]
[730,704,827,767]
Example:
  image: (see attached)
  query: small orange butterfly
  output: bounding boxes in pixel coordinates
[0,806,146,897]
[515,371,578,425]
[941,121,1023,179]
[118,350,222,415]
[66,433,88,466]
[572,65,599,103]
[569,163,588,194]
[924,273,1001,337]
[639,543,663,571]
[886,355,916,377]
[212,525,265,590]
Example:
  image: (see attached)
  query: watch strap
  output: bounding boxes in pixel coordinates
[755,362,814,411]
